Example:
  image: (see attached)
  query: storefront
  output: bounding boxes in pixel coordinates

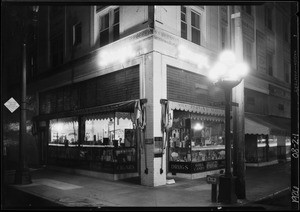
[245,113,291,166]
[164,101,226,179]
[33,65,147,179]
[47,111,138,174]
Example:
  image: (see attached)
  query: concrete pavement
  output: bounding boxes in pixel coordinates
[2,161,291,209]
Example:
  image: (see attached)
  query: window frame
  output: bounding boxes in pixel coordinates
[73,22,82,47]
[180,6,205,46]
[99,6,120,47]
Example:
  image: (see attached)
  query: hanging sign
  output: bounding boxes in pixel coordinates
[4,97,20,113]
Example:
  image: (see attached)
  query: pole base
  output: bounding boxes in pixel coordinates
[14,168,32,185]
[218,175,237,204]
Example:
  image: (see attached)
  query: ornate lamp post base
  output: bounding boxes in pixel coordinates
[218,175,237,204]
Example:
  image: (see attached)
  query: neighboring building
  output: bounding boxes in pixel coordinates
[3,3,292,187]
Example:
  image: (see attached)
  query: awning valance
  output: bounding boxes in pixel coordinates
[168,101,225,117]
[33,99,139,121]
[245,113,290,136]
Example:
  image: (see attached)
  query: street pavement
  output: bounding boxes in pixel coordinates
[2,161,292,210]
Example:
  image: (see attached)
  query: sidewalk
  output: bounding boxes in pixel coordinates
[2,161,291,209]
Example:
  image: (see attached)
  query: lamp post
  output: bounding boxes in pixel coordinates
[209,50,248,204]
[15,6,39,185]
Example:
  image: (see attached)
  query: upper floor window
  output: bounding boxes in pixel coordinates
[50,34,64,67]
[242,5,252,15]
[266,52,273,76]
[181,6,204,46]
[221,26,227,49]
[265,6,273,31]
[181,6,187,39]
[73,22,82,46]
[244,41,253,64]
[99,7,120,47]
[191,10,201,45]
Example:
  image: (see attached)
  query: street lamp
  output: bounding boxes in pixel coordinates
[209,50,248,204]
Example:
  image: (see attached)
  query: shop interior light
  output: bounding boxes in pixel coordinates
[52,122,64,133]
[194,123,204,130]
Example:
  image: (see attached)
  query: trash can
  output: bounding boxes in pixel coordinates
[206,174,221,202]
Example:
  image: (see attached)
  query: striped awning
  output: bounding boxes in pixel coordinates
[168,101,225,117]
[245,113,290,136]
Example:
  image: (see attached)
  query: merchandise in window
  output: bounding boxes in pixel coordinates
[49,117,78,145]
[84,112,134,147]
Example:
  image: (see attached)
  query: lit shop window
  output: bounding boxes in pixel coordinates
[49,118,78,145]
[84,112,134,147]
[190,120,225,147]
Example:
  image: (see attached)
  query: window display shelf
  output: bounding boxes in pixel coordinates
[191,145,225,151]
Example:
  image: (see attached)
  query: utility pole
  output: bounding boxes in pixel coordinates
[231,5,246,199]
[15,41,32,184]
[15,6,39,185]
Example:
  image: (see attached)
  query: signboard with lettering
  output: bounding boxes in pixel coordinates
[116,162,137,173]
[170,160,225,174]
[169,162,191,173]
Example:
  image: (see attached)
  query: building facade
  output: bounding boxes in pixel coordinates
[3,3,292,187]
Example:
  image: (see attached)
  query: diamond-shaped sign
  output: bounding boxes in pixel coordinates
[4,97,20,113]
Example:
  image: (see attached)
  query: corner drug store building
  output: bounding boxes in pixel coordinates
[26,5,291,187]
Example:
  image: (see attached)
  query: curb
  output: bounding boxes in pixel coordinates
[241,187,290,206]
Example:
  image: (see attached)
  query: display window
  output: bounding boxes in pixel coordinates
[168,110,226,174]
[49,117,78,146]
[83,112,134,147]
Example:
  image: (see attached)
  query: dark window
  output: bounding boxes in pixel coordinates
[100,13,109,47]
[100,8,120,47]
[50,34,64,67]
[113,8,120,41]
[191,11,201,45]
[73,23,82,46]
[181,6,187,39]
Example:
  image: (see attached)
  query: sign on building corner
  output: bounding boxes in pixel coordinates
[4,97,20,113]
